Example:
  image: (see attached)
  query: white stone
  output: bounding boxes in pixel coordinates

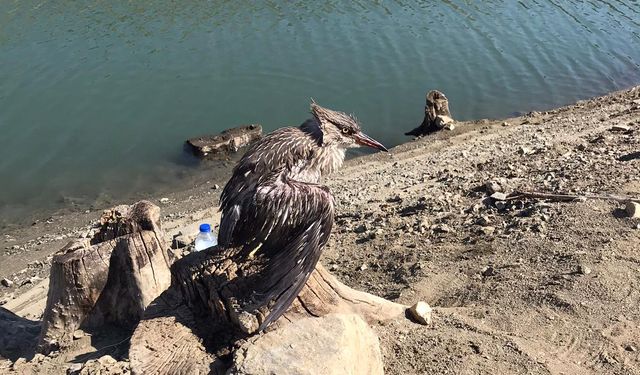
[409,301,433,325]
[610,124,631,132]
[490,192,508,201]
[625,201,640,218]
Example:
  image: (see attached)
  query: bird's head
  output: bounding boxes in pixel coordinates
[310,101,388,152]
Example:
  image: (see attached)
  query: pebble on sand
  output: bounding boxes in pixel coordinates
[610,124,631,132]
[490,192,508,201]
[578,265,592,275]
[625,201,640,218]
[409,301,433,325]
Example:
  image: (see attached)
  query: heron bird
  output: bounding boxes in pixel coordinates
[217,101,387,332]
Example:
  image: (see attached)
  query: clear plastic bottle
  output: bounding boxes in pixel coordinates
[194,223,217,251]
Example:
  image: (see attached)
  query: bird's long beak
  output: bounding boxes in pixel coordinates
[354,131,388,152]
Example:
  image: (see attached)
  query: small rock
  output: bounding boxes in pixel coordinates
[0,293,14,305]
[432,224,452,233]
[480,226,496,235]
[625,201,640,218]
[12,358,27,370]
[172,232,197,249]
[518,146,534,155]
[353,224,367,234]
[96,355,118,367]
[578,265,592,275]
[409,301,432,325]
[67,363,83,374]
[490,192,508,201]
[481,266,496,277]
[610,124,631,132]
[73,330,85,340]
[359,264,368,271]
[477,216,492,226]
[1,278,13,288]
[435,115,454,129]
[495,201,507,210]
[159,197,169,203]
[502,121,509,127]
[625,344,638,352]
[485,180,502,194]
[212,184,220,190]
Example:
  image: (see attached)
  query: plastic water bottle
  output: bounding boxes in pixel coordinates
[194,223,217,251]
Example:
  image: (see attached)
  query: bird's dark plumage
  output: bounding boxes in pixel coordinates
[218,102,386,331]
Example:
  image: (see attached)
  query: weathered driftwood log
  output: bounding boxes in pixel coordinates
[186,124,263,159]
[405,90,454,136]
[37,201,174,353]
[129,247,407,374]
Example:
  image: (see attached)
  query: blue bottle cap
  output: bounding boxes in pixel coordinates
[199,223,211,232]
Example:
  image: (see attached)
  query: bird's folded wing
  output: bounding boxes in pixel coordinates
[230,173,334,331]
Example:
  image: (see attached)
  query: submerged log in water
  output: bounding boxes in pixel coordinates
[186,124,263,158]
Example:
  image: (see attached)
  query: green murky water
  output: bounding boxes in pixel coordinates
[1,1,639,225]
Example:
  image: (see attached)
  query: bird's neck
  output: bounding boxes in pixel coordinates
[314,143,346,176]
[285,120,346,183]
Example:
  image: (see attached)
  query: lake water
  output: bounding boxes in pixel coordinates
[1,1,639,227]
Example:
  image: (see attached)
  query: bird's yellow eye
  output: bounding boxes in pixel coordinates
[342,128,349,134]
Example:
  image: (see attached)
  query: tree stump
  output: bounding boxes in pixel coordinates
[37,201,174,353]
[129,247,407,374]
[405,90,454,136]
[31,200,410,373]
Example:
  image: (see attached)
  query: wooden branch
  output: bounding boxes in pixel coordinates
[508,190,640,204]
[284,264,407,324]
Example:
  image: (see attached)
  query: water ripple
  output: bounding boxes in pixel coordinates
[0,0,639,225]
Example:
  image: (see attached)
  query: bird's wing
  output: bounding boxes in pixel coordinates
[224,170,334,331]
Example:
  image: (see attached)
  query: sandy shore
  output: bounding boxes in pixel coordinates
[1,86,640,374]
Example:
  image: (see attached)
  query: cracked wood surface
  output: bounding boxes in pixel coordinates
[37,201,173,354]
[129,247,407,374]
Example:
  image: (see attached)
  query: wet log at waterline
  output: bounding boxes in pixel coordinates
[406,90,454,136]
